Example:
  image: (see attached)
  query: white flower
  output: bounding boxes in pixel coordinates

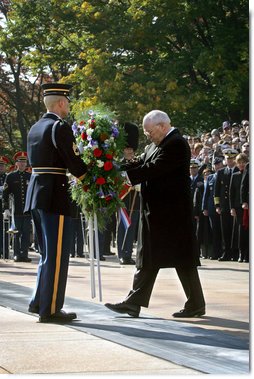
[96,160,104,168]
[78,142,84,153]
[86,128,94,136]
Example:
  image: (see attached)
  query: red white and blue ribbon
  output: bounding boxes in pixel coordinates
[119,207,131,230]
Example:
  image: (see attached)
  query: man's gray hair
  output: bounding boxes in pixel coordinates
[143,110,171,125]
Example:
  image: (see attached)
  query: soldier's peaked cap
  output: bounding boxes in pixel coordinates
[41,82,72,100]
[13,151,27,162]
[124,122,139,151]
[0,155,9,164]
[223,148,238,158]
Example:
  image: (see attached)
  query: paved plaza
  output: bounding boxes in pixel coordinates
[0,247,249,376]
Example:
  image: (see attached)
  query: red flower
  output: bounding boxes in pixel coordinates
[89,119,96,129]
[105,195,112,202]
[81,132,87,141]
[96,177,106,185]
[104,161,113,171]
[93,148,103,157]
[79,120,85,126]
[105,153,113,160]
[82,184,89,192]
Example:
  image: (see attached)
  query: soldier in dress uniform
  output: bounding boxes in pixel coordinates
[0,156,10,258]
[214,148,239,261]
[117,122,140,265]
[2,152,32,262]
[24,82,88,323]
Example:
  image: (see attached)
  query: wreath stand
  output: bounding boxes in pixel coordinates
[87,213,103,301]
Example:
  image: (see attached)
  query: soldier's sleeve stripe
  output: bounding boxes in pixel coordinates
[51,215,64,315]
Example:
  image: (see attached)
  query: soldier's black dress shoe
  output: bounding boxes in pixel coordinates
[172,307,206,318]
[28,305,39,314]
[105,302,140,317]
[13,256,21,262]
[119,258,136,265]
[218,256,229,261]
[39,310,77,323]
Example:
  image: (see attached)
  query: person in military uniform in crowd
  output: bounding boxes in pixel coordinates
[69,200,85,258]
[98,214,116,260]
[193,165,213,259]
[214,148,239,261]
[117,122,140,265]
[0,156,10,259]
[24,82,88,323]
[229,153,249,263]
[2,152,32,262]
[202,157,224,259]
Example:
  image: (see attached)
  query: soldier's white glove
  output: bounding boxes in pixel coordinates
[3,209,11,220]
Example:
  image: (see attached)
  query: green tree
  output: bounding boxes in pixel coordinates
[0,0,249,144]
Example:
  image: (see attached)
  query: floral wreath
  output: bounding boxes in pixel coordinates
[70,111,127,230]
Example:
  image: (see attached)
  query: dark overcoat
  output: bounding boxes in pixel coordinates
[126,128,200,269]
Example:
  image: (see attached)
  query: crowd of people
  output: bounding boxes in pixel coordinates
[0,119,250,265]
[186,119,249,263]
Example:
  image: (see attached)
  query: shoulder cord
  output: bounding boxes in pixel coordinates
[51,120,61,149]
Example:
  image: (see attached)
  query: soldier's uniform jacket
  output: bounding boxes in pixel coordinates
[2,170,31,215]
[202,173,217,215]
[24,113,87,216]
[214,166,239,211]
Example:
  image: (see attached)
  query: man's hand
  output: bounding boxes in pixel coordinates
[3,209,10,220]
[216,207,221,215]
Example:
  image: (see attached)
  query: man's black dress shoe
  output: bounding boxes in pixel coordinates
[21,257,32,262]
[105,302,140,317]
[119,258,136,265]
[103,252,115,256]
[172,307,206,318]
[39,310,77,323]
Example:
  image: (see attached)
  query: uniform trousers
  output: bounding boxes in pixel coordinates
[124,266,205,310]
[14,215,31,258]
[29,209,71,317]
[220,210,234,259]
[117,210,139,260]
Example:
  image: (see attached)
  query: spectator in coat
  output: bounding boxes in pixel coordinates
[229,153,249,262]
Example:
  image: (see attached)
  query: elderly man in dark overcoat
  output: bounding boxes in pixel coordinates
[105,110,206,318]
